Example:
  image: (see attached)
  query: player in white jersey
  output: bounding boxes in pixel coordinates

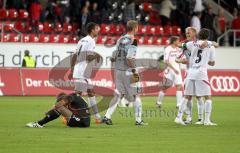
[69,22,102,124]
[175,28,217,126]
[102,20,146,126]
[156,36,183,109]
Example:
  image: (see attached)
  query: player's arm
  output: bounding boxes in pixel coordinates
[208,46,216,66]
[86,52,101,62]
[68,53,77,80]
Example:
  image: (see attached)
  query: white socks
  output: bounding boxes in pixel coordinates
[205,99,212,123]
[134,96,142,122]
[176,98,187,120]
[88,96,101,119]
[185,99,193,121]
[157,91,165,105]
[105,93,121,119]
[176,91,183,107]
[197,98,204,121]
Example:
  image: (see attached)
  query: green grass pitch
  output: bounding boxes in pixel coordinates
[0,96,240,153]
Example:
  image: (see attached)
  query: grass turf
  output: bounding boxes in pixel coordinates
[0,96,239,153]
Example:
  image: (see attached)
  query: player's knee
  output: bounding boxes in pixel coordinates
[176,85,182,91]
[185,95,191,100]
[205,95,211,100]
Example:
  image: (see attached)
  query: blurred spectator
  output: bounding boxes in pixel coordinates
[159,0,176,26]
[69,0,82,23]
[213,9,226,37]
[6,0,25,10]
[43,0,58,22]
[22,50,36,68]
[201,4,215,40]
[89,2,101,24]
[230,11,240,46]
[30,0,42,32]
[59,0,71,24]
[123,0,135,23]
[79,6,90,34]
[193,0,204,13]
[191,12,201,33]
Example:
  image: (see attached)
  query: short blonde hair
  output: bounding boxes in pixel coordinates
[185,27,197,34]
[126,20,138,32]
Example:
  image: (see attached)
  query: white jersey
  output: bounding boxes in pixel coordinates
[186,40,215,80]
[73,35,96,79]
[164,45,182,72]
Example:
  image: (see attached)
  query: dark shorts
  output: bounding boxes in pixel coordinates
[67,115,90,128]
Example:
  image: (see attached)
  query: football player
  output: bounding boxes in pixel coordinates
[26,92,90,128]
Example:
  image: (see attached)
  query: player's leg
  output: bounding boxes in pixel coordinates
[195,80,216,126]
[184,96,193,124]
[156,90,165,108]
[87,89,102,123]
[103,90,122,125]
[174,72,183,108]
[175,79,195,125]
[195,96,204,124]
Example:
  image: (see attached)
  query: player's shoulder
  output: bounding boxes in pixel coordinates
[79,35,94,43]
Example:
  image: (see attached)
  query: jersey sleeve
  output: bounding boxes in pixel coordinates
[126,45,137,59]
[209,46,216,61]
[185,41,193,51]
[163,47,170,62]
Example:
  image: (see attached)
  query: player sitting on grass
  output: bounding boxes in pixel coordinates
[26,92,90,128]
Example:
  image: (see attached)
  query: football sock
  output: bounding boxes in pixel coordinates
[176,91,183,107]
[185,99,193,121]
[197,98,204,121]
[105,93,121,119]
[157,91,164,104]
[38,109,60,126]
[205,99,212,123]
[134,96,142,122]
[176,98,187,119]
[88,96,101,119]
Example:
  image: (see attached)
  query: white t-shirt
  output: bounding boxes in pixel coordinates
[186,40,215,81]
[73,35,96,79]
[164,45,182,72]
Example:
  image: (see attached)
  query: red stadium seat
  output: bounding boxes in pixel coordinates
[2,33,10,42]
[19,9,29,20]
[163,26,172,36]
[172,26,181,35]
[109,24,117,35]
[68,35,79,43]
[96,35,106,44]
[143,36,153,45]
[38,22,44,33]
[72,23,79,33]
[14,21,25,32]
[137,25,147,35]
[100,24,110,34]
[22,34,30,42]
[43,22,53,33]
[146,25,156,35]
[0,9,8,20]
[160,37,169,45]
[143,2,152,12]
[39,34,49,43]
[152,36,162,45]
[105,36,117,46]
[4,21,14,31]
[155,26,164,35]
[49,34,59,43]
[25,21,32,32]
[9,33,20,42]
[63,23,72,33]
[55,22,62,33]
[29,34,39,42]
[115,24,125,35]
[58,34,69,43]
[136,36,144,45]
[8,9,18,20]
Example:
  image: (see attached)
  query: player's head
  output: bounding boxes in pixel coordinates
[198,28,209,40]
[169,36,180,46]
[56,92,67,102]
[126,20,138,34]
[86,22,100,37]
[185,27,197,41]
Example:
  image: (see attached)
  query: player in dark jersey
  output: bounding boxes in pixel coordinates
[26,92,90,128]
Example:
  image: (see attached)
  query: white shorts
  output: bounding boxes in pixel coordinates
[73,78,93,92]
[164,69,183,86]
[184,79,211,96]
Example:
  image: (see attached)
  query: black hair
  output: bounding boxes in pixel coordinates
[132,39,138,46]
[86,22,98,34]
[198,28,209,40]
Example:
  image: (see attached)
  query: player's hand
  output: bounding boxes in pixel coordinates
[131,73,140,83]
[110,57,116,62]
[200,41,208,49]
[211,41,219,48]
[95,53,101,63]
[68,70,73,80]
